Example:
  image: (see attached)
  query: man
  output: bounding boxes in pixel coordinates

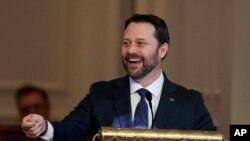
[16,85,50,119]
[21,14,216,141]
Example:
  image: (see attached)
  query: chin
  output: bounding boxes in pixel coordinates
[128,72,145,80]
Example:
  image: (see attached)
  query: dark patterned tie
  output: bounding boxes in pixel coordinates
[133,88,149,128]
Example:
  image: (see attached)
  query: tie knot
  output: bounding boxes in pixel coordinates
[137,88,149,98]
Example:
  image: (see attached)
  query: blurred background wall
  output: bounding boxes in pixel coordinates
[0,0,249,139]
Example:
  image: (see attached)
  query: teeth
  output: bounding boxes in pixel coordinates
[129,58,140,61]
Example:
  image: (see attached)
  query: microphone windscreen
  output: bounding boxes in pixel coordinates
[145,92,152,101]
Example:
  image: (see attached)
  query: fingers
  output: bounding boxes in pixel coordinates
[26,124,44,138]
[32,124,44,136]
[22,114,36,132]
[21,114,46,138]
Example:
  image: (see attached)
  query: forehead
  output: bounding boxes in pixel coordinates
[123,22,156,39]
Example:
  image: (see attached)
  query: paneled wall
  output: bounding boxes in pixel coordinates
[231,0,250,124]
[0,0,68,121]
[0,0,249,139]
[0,0,124,122]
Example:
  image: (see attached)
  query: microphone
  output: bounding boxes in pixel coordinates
[145,92,154,128]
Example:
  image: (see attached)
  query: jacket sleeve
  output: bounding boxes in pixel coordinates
[52,94,93,141]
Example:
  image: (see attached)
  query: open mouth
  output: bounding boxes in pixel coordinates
[128,58,142,64]
[125,57,143,70]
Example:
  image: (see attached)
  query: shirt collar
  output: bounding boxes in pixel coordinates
[129,71,164,97]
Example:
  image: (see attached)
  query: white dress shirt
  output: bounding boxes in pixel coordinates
[41,71,164,140]
[130,71,164,128]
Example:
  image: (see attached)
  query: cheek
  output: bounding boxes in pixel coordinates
[121,48,127,57]
[145,50,159,61]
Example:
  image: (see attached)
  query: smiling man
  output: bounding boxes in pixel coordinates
[122,21,168,86]
[21,14,216,141]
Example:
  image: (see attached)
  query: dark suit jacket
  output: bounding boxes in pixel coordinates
[52,73,216,141]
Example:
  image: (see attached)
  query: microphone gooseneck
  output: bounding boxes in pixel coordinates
[145,92,154,128]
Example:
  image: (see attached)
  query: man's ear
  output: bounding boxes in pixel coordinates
[159,43,169,60]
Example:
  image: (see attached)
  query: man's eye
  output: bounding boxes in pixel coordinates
[138,42,146,47]
[123,41,129,46]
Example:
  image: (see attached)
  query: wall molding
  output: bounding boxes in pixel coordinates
[0,80,65,93]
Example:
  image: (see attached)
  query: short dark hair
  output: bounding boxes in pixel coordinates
[124,14,170,45]
[16,85,49,103]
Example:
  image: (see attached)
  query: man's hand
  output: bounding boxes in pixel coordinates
[21,114,47,138]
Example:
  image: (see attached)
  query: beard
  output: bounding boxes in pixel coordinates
[122,50,160,79]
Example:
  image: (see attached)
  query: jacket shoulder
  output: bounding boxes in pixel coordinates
[171,82,203,101]
[89,76,128,93]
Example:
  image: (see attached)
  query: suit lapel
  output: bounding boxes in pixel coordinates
[112,76,133,127]
[153,73,179,129]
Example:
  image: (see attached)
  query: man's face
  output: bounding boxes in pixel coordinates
[122,22,162,79]
[18,92,49,118]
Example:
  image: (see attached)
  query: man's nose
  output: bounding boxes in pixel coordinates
[128,44,137,54]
